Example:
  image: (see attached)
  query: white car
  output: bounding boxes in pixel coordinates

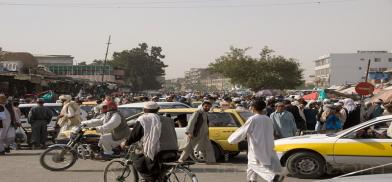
[275,115,392,179]
[19,103,63,143]
[118,102,191,118]
[19,103,87,143]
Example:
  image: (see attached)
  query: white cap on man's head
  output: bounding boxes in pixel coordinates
[233,98,241,102]
[334,102,343,106]
[144,101,159,109]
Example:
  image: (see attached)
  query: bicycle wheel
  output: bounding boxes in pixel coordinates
[166,166,198,182]
[104,160,138,182]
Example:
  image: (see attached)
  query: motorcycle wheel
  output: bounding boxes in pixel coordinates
[40,145,78,171]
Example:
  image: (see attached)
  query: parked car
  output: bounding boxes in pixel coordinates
[274,115,392,179]
[317,162,392,181]
[19,103,63,144]
[127,108,253,162]
[81,101,97,113]
[318,174,392,182]
[81,101,98,119]
[190,101,202,108]
[118,102,191,118]
[19,103,88,144]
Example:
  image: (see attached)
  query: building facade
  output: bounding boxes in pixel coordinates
[314,51,392,88]
[183,68,233,91]
[48,65,116,82]
[34,54,74,66]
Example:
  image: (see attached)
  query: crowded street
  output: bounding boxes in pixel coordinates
[1,150,317,182]
[1,0,392,181]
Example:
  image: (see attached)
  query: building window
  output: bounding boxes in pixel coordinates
[374,58,381,62]
[389,58,392,62]
[358,67,362,70]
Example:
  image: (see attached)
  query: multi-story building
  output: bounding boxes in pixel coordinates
[0,51,38,73]
[184,68,207,85]
[183,68,233,91]
[34,54,74,66]
[314,51,392,88]
[164,78,186,91]
[48,65,116,83]
[200,77,232,91]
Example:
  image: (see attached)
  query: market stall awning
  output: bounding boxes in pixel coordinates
[303,92,318,100]
[371,90,392,103]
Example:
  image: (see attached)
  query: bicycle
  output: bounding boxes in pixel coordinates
[103,144,198,182]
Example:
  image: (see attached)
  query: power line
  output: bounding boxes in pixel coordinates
[0,0,361,9]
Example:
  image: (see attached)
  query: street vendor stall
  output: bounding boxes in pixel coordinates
[371,90,392,103]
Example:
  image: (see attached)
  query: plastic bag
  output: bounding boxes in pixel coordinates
[15,127,27,143]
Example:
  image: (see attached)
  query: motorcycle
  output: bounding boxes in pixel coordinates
[40,124,126,171]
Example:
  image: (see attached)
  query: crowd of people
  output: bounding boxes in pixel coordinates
[1,90,392,182]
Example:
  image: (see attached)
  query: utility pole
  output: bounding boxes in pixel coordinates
[365,59,371,82]
[102,35,111,84]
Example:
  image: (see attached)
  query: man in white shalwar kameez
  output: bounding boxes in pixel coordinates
[0,95,19,155]
[228,99,285,182]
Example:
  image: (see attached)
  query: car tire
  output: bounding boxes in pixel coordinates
[286,151,326,179]
[212,143,223,161]
[228,152,240,158]
[190,142,223,162]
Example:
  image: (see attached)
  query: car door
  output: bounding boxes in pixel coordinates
[159,112,193,148]
[333,119,392,166]
[207,112,241,152]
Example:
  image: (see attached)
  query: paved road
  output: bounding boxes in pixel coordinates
[0,150,314,182]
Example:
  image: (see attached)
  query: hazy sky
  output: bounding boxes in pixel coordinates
[1,0,391,80]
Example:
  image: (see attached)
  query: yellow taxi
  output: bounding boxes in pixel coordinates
[275,115,392,179]
[81,101,98,111]
[127,108,253,162]
[190,101,202,108]
[81,101,98,119]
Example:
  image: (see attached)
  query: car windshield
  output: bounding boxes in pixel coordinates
[80,105,93,113]
[207,112,240,127]
[191,102,201,108]
[238,111,254,121]
[330,117,379,137]
[118,107,144,118]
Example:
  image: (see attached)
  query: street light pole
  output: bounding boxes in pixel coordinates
[102,35,111,84]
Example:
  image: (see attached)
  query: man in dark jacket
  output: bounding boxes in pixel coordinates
[28,99,53,149]
[283,100,307,132]
[123,101,178,181]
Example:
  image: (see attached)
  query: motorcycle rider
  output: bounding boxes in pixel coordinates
[81,101,130,160]
[122,101,178,182]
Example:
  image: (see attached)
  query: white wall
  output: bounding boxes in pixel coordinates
[329,53,392,86]
[0,60,23,72]
[35,56,73,66]
[67,75,115,82]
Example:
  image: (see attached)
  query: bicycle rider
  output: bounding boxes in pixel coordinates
[121,101,178,182]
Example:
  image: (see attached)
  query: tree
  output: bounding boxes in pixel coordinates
[78,61,87,65]
[111,43,167,91]
[90,59,104,65]
[209,46,303,91]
